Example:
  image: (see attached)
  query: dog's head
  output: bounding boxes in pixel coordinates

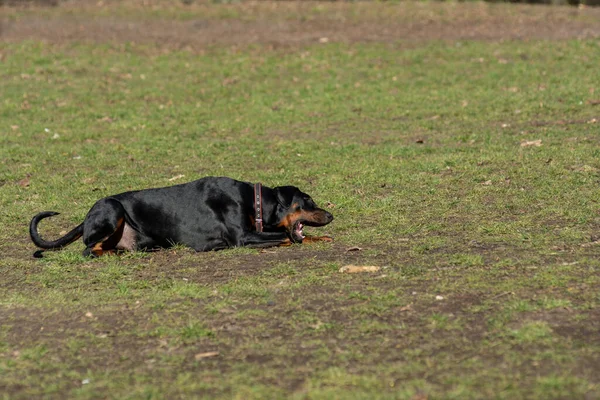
[273,186,334,243]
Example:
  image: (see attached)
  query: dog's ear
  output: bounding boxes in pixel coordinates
[275,186,299,208]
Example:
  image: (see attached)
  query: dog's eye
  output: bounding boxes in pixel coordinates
[303,198,316,208]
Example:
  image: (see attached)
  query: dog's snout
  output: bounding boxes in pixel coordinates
[325,211,334,223]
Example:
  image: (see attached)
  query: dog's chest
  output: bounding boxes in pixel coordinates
[116,223,137,251]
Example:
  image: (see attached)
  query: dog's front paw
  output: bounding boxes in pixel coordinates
[302,235,333,243]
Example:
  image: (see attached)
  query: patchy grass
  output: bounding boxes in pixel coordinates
[1,1,600,399]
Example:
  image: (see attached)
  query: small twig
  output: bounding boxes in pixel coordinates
[490,291,513,300]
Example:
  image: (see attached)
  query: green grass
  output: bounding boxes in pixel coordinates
[1,2,600,399]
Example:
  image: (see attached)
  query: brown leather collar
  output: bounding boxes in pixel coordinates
[253,182,263,232]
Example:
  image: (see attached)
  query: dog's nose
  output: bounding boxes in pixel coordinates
[325,212,334,222]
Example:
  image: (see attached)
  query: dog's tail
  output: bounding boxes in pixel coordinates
[29,212,84,258]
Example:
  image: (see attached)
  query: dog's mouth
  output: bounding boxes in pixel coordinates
[290,220,305,243]
[284,210,333,243]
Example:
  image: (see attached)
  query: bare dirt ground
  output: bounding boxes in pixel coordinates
[2,1,600,50]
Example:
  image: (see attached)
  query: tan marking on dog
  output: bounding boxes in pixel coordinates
[277,210,302,229]
[91,241,108,257]
[302,235,333,243]
[277,238,293,247]
[278,209,331,229]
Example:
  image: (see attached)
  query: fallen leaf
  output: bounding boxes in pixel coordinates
[435,295,444,300]
[222,77,238,86]
[339,265,381,273]
[194,351,219,360]
[85,312,93,318]
[17,176,31,188]
[319,37,329,43]
[482,180,492,186]
[346,246,363,252]
[520,139,542,147]
[399,304,412,312]
[411,392,428,400]
[586,99,600,106]
[581,240,600,248]
[326,201,336,209]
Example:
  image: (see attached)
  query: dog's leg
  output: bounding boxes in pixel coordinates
[195,239,229,252]
[299,235,333,243]
[82,198,127,257]
[82,243,120,258]
[239,232,292,248]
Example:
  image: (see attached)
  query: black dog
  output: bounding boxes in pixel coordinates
[30,176,334,258]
